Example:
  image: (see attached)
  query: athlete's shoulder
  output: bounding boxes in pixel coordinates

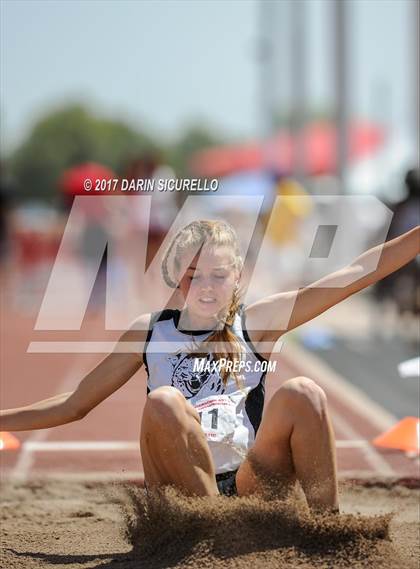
[239,301,266,343]
[113,313,152,360]
[237,303,270,361]
[130,309,177,331]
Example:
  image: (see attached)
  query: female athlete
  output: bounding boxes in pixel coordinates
[1,220,419,513]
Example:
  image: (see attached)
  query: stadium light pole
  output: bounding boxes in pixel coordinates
[259,0,277,157]
[333,0,349,193]
[291,0,307,183]
[412,0,419,159]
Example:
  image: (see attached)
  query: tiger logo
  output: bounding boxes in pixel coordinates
[167,353,224,399]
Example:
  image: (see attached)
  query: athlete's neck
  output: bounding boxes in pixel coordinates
[179,308,220,332]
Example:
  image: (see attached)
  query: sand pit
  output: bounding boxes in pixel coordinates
[0,478,418,569]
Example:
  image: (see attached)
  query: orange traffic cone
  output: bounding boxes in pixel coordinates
[372,417,420,454]
[0,431,21,451]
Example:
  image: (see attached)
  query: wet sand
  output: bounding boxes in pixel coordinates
[0,478,418,568]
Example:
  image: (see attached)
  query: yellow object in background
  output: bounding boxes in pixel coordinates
[266,179,313,245]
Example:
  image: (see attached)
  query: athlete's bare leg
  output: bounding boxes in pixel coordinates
[140,386,219,497]
[235,377,339,512]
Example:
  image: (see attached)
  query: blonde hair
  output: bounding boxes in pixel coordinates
[161,220,244,387]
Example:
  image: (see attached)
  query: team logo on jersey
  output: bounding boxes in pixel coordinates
[167,353,224,399]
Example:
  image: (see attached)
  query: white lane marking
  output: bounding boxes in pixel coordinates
[331,411,395,476]
[336,440,371,448]
[10,428,46,481]
[11,361,89,482]
[24,441,139,452]
[398,357,420,378]
[19,439,376,452]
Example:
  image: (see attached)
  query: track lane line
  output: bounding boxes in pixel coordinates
[19,439,375,452]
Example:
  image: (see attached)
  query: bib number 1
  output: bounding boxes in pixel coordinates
[194,395,237,443]
[199,408,218,430]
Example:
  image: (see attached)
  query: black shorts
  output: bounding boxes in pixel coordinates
[215,469,238,497]
[144,469,239,497]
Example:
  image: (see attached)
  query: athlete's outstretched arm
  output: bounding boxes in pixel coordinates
[246,226,419,341]
[0,314,150,432]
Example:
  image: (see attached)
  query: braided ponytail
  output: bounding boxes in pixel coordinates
[203,281,245,386]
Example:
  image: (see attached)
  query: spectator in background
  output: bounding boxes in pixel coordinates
[124,153,178,263]
[59,162,116,315]
[374,168,420,331]
[0,163,14,273]
[122,154,179,312]
[123,154,158,268]
[257,176,313,298]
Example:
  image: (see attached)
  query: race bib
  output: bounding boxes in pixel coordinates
[193,395,238,443]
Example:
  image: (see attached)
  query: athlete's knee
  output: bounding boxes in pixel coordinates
[277,377,327,416]
[145,386,187,426]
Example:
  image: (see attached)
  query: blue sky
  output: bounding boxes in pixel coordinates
[0,0,416,152]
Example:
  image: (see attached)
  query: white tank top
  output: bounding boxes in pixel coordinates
[143,305,268,474]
